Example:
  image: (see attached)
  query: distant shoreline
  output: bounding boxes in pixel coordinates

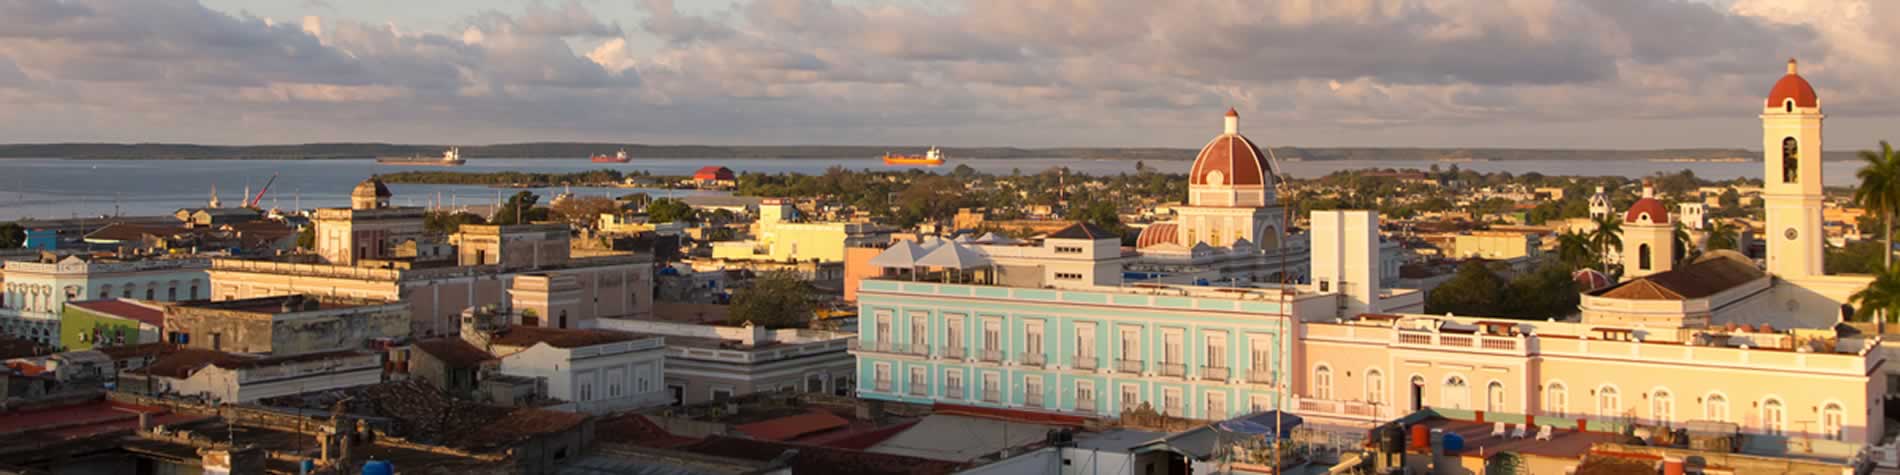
[0,143,1855,162]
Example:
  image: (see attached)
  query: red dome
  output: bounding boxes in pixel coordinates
[1191,109,1269,187]
[1766,59,1818,109]
[1624,198,1670,224]
[1137,223,1177,248]
[1572,269,1611,291]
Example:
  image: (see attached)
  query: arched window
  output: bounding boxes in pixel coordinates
[1822,403,1844,441]
[1546,382,1568,418]
[1705,393,1729,422]
[121,284,133,299]
[1638,244,1652,270]
[99,285,112,300]
[1365,369,1385,404]
[1652,389,1674,425]
[1487,382,1506,412]
[1597,386,1620,418]
[1786,99,1794,113]
[1782,137,1799,183]
[1762,398,1786,435]
[1442,376,1469,410]
[1313,366,1333,400]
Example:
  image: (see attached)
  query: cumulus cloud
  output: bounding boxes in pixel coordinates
[0,0,1894,148]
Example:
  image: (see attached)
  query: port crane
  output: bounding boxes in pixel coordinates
[246,173,277,209]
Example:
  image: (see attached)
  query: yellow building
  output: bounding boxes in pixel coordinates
[1450,231,1540,260]
[710,199,891,263]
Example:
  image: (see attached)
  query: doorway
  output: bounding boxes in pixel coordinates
[1410,376,1425,412]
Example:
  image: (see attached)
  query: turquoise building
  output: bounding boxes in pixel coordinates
[854,279,1330,419]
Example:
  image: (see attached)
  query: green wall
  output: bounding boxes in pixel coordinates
[59,306,151,351]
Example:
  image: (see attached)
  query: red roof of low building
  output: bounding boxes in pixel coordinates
[413,338,494,367]
[67,299,166,328]
[735,409,851,441]
[929,402,1089,427]
[1136,223,1177,248]
[1767,59,1818,109]
[693,166,735,180]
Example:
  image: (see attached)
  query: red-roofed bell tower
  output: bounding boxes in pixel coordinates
[1763,59,1823,277]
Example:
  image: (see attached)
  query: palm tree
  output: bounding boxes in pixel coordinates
[1706,220,1739,251]
[1674,222,1702,264]
[1850,263,1900,322]
[1853,140,1900,269]
[1557,230,1596,270]
[1589,214,1624,274]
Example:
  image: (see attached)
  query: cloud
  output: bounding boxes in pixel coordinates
[0,0,1893,149]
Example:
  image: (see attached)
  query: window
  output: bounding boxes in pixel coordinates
[1055,272,1083,280]
[1121,384,1142,411]
[945,316,964,355]
[1638,244,1651,270]
[1696,393,1728,423]
[1076,381,1096,411]
[1025,321,1044,356]
[1546,382,1568,418]
[983,319,1002,354]
[1163,388,1183,416]
[1367,369,1385,404]
[910,366,927,395]
[1487,382,1506,412]
[1781,137,1799,183]
[1163,331,1183,365]
[1822,403,1844,441]
[712,388,734,402]
[875,313,892,347]
[1206,391,1227,418]
[874,364,892,392]
[1075,322,1096,363]
[1250,338,1273,383]
[806,373,826,393]
[1597,386,1620,418]
[1651,389,1674,425]
[1313,366,1333,400]
[983,372,1001,402]
[1442,376,1469,410]
[1251,395,1270,412]
[167,287,177,301]
[1054,246,1083,254]
[1120,327,1141,362]
[122,286,132,298]
[580,382,593,402]
[145,288,155,300]
[945,371,963,399]
[1762,398,1785,435]
[1025,376,1044,407]
[1204,332,1227,369]
[911,315,928,351]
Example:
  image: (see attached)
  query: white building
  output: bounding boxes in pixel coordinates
[0,254,209,344]
[126,349,383,403]
[592,318,857,405]
[460,309,670,414]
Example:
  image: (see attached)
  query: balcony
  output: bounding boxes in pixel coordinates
[1020,352,1047,367]
[1076,398,1096,413]
[945,385,963,400]
[1293,397,1395,423]
[875,379,892,392]
[1158,363,1186,378]
[1394,328,1525,354]
[980,350,1004,363]
[907,342,931,356]
[909,382,929,396]
[1247,370,1275,385]
[1074,355,1098,371]
[889,342,910,354]
[1118,360,1143,374]
[943,346,965,359]
[1026,392,1044,408]
[983,388,1001,403]
[1201,366,1230,381]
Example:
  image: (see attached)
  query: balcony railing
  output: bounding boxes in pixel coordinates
[981,350,1004,362]
[1158,363,1186,378]
[1074,355,1098,371]
[1394,329,1523,353]
[943,346,965,359]
[875,379,892,392]
[1293,397,1393,421]
[889,342,910,354]
[1076,398,1096,413]
[1248,370,1275,385]
[909,382,929,396]
[1201,366,1230,381]
[1118,360,1143,373]
[907,342,930,356]
[1020,352,1047,367]
[1026,392,1044,407]
[983,389,1001,402]
[945,385,963,399]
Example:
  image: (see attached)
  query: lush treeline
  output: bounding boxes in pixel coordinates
[376,170,667,186]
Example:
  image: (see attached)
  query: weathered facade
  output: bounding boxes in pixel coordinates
[163,295,408,355]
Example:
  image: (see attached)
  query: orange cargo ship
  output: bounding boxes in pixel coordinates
[883,146,946,167]
[591,149,630,163]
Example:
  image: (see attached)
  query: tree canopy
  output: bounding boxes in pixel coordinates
[1425,262,1580,320]
[646,198,696,224]
[0,222,23,248]
[727,270,815,329]
[551,196,622,229]
[491,191,549,225]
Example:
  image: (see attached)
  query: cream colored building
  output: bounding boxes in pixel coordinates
[1448,231,1540,260]
[209,178,654,338]
[710,199,892,263]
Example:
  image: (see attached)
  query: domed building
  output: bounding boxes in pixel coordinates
[351,176,393,210]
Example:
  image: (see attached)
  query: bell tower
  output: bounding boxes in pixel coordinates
[1762,59,1824,277]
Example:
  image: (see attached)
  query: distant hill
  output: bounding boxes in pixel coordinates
[0,142,1857,162]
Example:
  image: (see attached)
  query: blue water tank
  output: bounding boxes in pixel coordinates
[362,460,393,475]
[1441,433,1465,452]
[23,229,56,251]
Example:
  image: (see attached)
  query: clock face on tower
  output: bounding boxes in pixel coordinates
[1785,228,1799,240]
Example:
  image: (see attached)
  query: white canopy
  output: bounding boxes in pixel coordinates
[918,235,947,252]
[868,240,927,268]
[915,242,992,269]
[953,233,977,243]
[976,232,1020,245]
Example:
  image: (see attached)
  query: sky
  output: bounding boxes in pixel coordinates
[2,0,1898,150]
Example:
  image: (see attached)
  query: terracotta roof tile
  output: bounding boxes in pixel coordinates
[735,410,851,441]
[67,299,166,328]
[413,338,493,367]
[487,325,649,349]
[1594,253,1764,301]
[1049,222,1118,240]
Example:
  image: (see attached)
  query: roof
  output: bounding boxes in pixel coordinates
[735,410,851,441]
[868,413,1062,462]
[693,166,735,179]
[413,338,494,367]
[1049,222,1118,240]
[683,436,964,475]
[1190,109,1270,187]
[914,242,990,269]
[93,342,171,360]
[868,240,926,268]
[487,325,648,349]
[1571,269,1611,292]
[1411,416,1624,460]
[1623,197,1670,224]
[3,361,47,377]
[84,223,186,242]
[138,348,246,379]
[595,414,701,449]
[1594,252,1764,301]
[352,177,393,198]
[66,299,166,328]
[1136,223,1177,248]
[1767,59,1818,108]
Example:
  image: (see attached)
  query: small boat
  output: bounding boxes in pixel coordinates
[378,147,466,167]
[591,149,630,163]
[883,147,946,167]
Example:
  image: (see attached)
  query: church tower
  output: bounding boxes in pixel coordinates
[1587,186,1610,220]
[1177,108,1284,249]
[1762,59,1824,277]
[1622,181,1675,278]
